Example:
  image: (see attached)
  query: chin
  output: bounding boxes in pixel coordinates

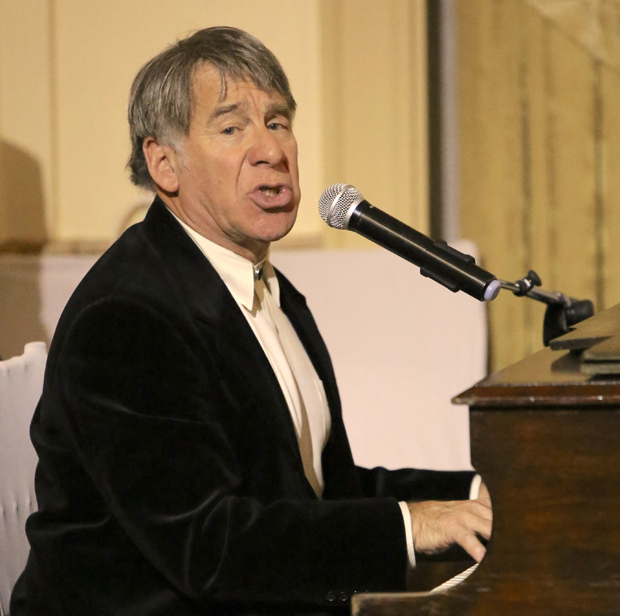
[259,212,298,243]
[261,228,293,245]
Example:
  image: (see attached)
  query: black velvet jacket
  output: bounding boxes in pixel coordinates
[11,198,474,615]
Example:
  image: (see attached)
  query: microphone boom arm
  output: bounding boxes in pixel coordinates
[498,270,595,345]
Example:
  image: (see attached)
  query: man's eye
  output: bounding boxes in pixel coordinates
[268,122,287,131]
[222,126,237,135]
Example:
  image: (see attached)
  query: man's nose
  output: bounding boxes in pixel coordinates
[248,126,286,166]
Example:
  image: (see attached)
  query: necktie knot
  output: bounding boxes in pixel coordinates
[254,259,268,281]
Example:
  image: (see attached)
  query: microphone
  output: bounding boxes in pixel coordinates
[318,183,500,302]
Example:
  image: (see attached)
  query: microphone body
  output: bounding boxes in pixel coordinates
[319,184,500,302]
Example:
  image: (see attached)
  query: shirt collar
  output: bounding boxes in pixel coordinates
[169,209,280,309]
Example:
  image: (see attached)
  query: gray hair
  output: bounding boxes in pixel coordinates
[127,26,297,191]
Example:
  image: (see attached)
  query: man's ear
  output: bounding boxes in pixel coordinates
[143,137,181,193]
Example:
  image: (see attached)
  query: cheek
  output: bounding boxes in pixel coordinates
[211,157,242,190]
[195,163,235,203]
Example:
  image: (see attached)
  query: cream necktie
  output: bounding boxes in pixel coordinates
[254,267,327,497]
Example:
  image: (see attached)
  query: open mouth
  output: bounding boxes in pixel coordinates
[260,186,282,197]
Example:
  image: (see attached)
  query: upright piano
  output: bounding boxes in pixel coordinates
[353,303,620,615]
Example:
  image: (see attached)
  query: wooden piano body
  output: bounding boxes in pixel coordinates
[353,304,620,615]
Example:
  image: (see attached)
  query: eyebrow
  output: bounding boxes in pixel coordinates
[269,102,294,121]
[207,103,243,124]
[207,100,294,125]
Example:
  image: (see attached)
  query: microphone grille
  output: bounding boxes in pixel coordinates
[318,183,363,230]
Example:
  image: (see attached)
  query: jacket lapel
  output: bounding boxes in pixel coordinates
[277,270,362,498]
[277,270,342,418]
[140,198,305,469]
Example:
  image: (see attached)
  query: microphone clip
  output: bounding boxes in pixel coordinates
[498,270,595,345]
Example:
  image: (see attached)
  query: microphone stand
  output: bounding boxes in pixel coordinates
[497,270,595,346]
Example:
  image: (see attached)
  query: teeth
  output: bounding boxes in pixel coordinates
[261,187,281,197]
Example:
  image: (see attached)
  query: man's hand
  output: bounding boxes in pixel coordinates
[407,491,492,563]
[478,481,491,507]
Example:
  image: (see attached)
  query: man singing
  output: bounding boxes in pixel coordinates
[11,27,491,615]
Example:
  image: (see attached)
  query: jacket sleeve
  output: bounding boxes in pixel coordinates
[356,465,476,502]
[49,296,409,610]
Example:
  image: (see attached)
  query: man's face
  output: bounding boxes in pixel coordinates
[168,63,300,262]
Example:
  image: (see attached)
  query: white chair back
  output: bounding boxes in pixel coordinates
[0,342,46,615]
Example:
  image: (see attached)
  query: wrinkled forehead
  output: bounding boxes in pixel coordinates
[191,61,294,117]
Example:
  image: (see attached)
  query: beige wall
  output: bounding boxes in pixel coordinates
[320,0,429,249]
[0,0,429,251]
[0,1,53,248]
[457,0,620,370]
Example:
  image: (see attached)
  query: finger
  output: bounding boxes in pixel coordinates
[478,481,491,506]
[472,516,493,541]
[466,498,493,521]
[454,528,487,562]
[449,499,492,525]
[461,508,493,540]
